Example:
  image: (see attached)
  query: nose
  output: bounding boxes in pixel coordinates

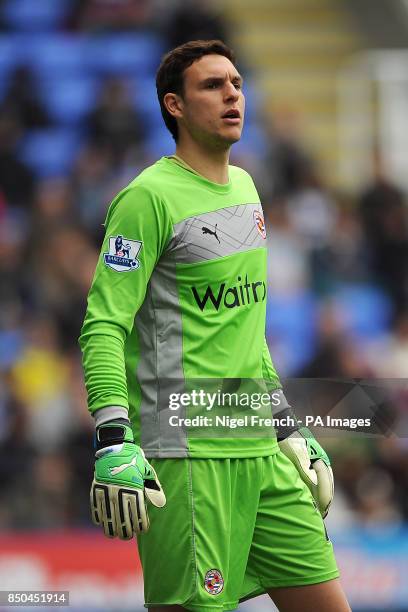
[224,81,240,102]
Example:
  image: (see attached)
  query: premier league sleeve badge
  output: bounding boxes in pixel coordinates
[104,235,143,272]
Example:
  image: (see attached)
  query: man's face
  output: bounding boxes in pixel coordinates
[177,54,245,148]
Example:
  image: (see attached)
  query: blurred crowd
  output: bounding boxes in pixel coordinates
[0,0,408,533]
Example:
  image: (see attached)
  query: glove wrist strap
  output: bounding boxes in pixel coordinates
[96,418,134,451]
[274,406,302,441]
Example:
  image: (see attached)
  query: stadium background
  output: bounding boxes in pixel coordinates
[1,0,408,610]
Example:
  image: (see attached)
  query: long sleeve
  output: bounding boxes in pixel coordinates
[79,184,172,414]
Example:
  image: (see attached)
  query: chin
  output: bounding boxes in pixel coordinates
[219,130,243,146]
[226,135,242,146]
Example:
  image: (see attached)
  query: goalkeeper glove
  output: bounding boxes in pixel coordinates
[279,425,334,518]
[90,418,166,539]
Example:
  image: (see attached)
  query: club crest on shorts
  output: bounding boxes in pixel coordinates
[253,210,266,239]
[204,569,224,595]
[104,235,143,272]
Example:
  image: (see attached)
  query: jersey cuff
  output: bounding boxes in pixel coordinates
[93,406,129,426]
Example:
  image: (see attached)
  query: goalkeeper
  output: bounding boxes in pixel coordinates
[80,40,350,611]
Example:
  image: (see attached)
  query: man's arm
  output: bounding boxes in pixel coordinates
[79,184,172,538]
[80,184,172,415]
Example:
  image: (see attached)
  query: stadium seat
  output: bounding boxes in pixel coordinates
[1,0,71,31]
[85,34,164,76]
[131,76,162,128]
[145,126,175,159]
[241,78,263,124]
[18,128,83,177]
[332,284,392,339]
[266,291,318,374]
[26,34,88,78]
[40,75,99,125]
[0,330,24,369]
[0,36,25,82]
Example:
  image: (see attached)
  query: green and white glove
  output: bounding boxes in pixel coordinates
[91,418,166,539]
[279,426,334,518]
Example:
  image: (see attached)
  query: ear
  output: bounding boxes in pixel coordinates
[163,92,184,120]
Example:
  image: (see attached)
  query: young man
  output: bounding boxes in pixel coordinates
[80,40,351,612]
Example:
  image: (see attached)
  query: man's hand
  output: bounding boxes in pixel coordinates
[91,419,166,539]
[279,427,334,518]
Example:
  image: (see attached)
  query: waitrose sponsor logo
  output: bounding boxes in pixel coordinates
[192,274,266,311]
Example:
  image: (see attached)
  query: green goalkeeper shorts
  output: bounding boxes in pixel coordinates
[137,451,339,611]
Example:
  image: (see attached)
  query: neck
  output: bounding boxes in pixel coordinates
[175,137,230,185]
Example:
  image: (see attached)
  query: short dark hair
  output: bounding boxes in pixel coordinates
[156,40,236,142]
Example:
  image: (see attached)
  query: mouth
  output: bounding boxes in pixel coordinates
[221,109,241,124]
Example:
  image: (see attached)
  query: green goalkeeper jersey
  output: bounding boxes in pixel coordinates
[80,156,281,458]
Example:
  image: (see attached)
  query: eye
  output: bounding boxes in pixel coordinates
[233,81,242,90]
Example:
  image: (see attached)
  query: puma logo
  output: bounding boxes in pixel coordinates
[110,457,137,476]
[202,224,220,243]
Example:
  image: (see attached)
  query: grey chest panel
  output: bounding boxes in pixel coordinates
[169,203,266,263]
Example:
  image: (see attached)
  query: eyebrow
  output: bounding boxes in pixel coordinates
[200,74,244,87]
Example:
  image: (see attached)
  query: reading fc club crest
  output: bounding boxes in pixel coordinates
[204,569,224,595]
[253,210,266,239]
[104,235,143,272]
